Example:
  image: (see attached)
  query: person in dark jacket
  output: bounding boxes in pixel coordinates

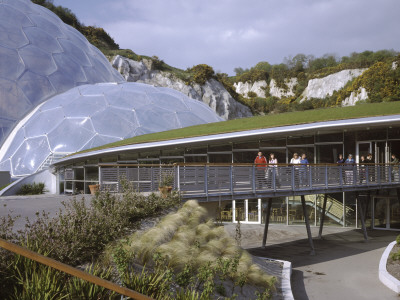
[337,154,345,164]
[299,153,309,186]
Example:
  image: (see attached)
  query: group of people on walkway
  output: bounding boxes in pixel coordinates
[254,150,400,188]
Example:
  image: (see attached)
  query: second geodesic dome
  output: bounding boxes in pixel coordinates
[0,82,223,177]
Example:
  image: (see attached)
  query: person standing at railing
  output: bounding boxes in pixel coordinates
[337,154,345,164]
[254,151,268,189]
[366,153,374,183]
[267,153,280,188]
[290,153,301,187]
[300,153,309,187]
[359,155,366,184]
[344,154,355,184]
[391,154,399,182]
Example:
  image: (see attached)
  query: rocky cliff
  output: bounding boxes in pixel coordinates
[112,55,252,120]
[300,68,367,101]
[233,78,297,98]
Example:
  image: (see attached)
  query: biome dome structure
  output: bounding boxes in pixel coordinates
[0,82,223,177]
[0,0,124,144]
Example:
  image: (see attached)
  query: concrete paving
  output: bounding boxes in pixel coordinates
[0,194,92,231]
[229,224,399,300]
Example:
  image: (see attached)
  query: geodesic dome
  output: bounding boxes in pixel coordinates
[0,0,124,144]
[0,82,223,177]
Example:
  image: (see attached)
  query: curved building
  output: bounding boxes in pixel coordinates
[0,0,123,144]
[0,82,222,177]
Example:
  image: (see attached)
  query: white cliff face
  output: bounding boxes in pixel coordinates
[269,78,298,98]
[301,69,367,101]
[112,55,252,120]
[342,87,368,106]
[233,81,268,98]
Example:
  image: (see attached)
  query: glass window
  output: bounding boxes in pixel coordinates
[235,200,245,222]
[315,131,343,143]
[185,156,207,163]
[75,168,84,180]
[139,151,160,159]
[100,156,117,163]
[208,144,232,152]
[316,144,342,164]
[85,167,98,181]
[388,127,400,140]
[287,135,314,145]
[316,193,344,227]
[248,199,259,222]
[233,141,259,150]
[344,131,356,158]
[357,128,387,141]
[208,153,232,163]
[260,138,286,148]
[160,157,184,164]
[288,195,315,225]
[185,146,207,154]
[118,153,138,161]
[344,193,357,227]
[220,201,233,222]
[161,149,184,156]
[233,151,257,163]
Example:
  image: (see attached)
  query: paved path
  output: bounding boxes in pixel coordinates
[0,194,92,231]
[225,224,399,300]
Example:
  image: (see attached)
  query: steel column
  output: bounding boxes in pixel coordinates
[356,192,368,241]
[318,194,328,239]
[262,198,273,248]
[301,195,315,255]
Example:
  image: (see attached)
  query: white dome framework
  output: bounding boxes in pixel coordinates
[0,0,123,144]
[0,82,222,177]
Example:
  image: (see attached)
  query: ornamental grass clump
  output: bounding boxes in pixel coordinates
[120,200,276,299]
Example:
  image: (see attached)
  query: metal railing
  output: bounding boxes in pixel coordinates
[98,163,400,201]
[0,238,152,300]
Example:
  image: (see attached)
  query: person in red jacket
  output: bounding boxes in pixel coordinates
[254,151,268,189]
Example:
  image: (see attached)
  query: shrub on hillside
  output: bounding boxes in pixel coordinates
[189,64,215,85]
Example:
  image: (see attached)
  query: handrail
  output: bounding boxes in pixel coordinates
[98,162,399,167]
[0,238,153,300]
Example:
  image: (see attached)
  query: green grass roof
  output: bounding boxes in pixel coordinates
[78,101,400,154]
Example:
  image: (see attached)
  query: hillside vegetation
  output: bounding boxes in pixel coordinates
[33,1,400,116]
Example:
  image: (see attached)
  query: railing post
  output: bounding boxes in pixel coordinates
[353,165,356,187]
[377,165,381,184]
[339,165,343,187]
[366,165,369,186]
[252,165,256,194]
[389,164,392,184]
[272,167,276,192]
[230,165,234,194]
[204,165,208,198]
[291,165,295,191]
[325,165,328,189]
[176,165,180,191]
[309,165,313,189]
[117,165,120,192]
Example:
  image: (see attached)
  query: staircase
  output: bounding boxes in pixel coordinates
[306,194,354,225]
[37,152,69,172]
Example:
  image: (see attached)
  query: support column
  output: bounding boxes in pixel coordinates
[318,194,328,239]
[301,195,315,255]
[356,192,368,241]
[262,198,272,248]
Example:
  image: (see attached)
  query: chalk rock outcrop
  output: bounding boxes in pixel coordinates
[112,55,252,120]
[301,69,366,101]
[269,78,298,98]
[342,87,368,106]
[233,81,268,98]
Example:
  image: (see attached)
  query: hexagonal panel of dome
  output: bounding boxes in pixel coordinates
[0,0,124,145]
[0,82,222,177]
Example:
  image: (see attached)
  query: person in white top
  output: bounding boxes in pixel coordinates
[267,153,280,188]
[290,153,301,164]
[290,153,301,187]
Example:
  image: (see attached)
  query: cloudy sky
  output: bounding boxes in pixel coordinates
[54,0,400,75]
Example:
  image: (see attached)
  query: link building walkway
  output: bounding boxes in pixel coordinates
[98,163,400,254]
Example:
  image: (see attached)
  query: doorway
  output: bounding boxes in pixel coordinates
[373,196,400,230]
